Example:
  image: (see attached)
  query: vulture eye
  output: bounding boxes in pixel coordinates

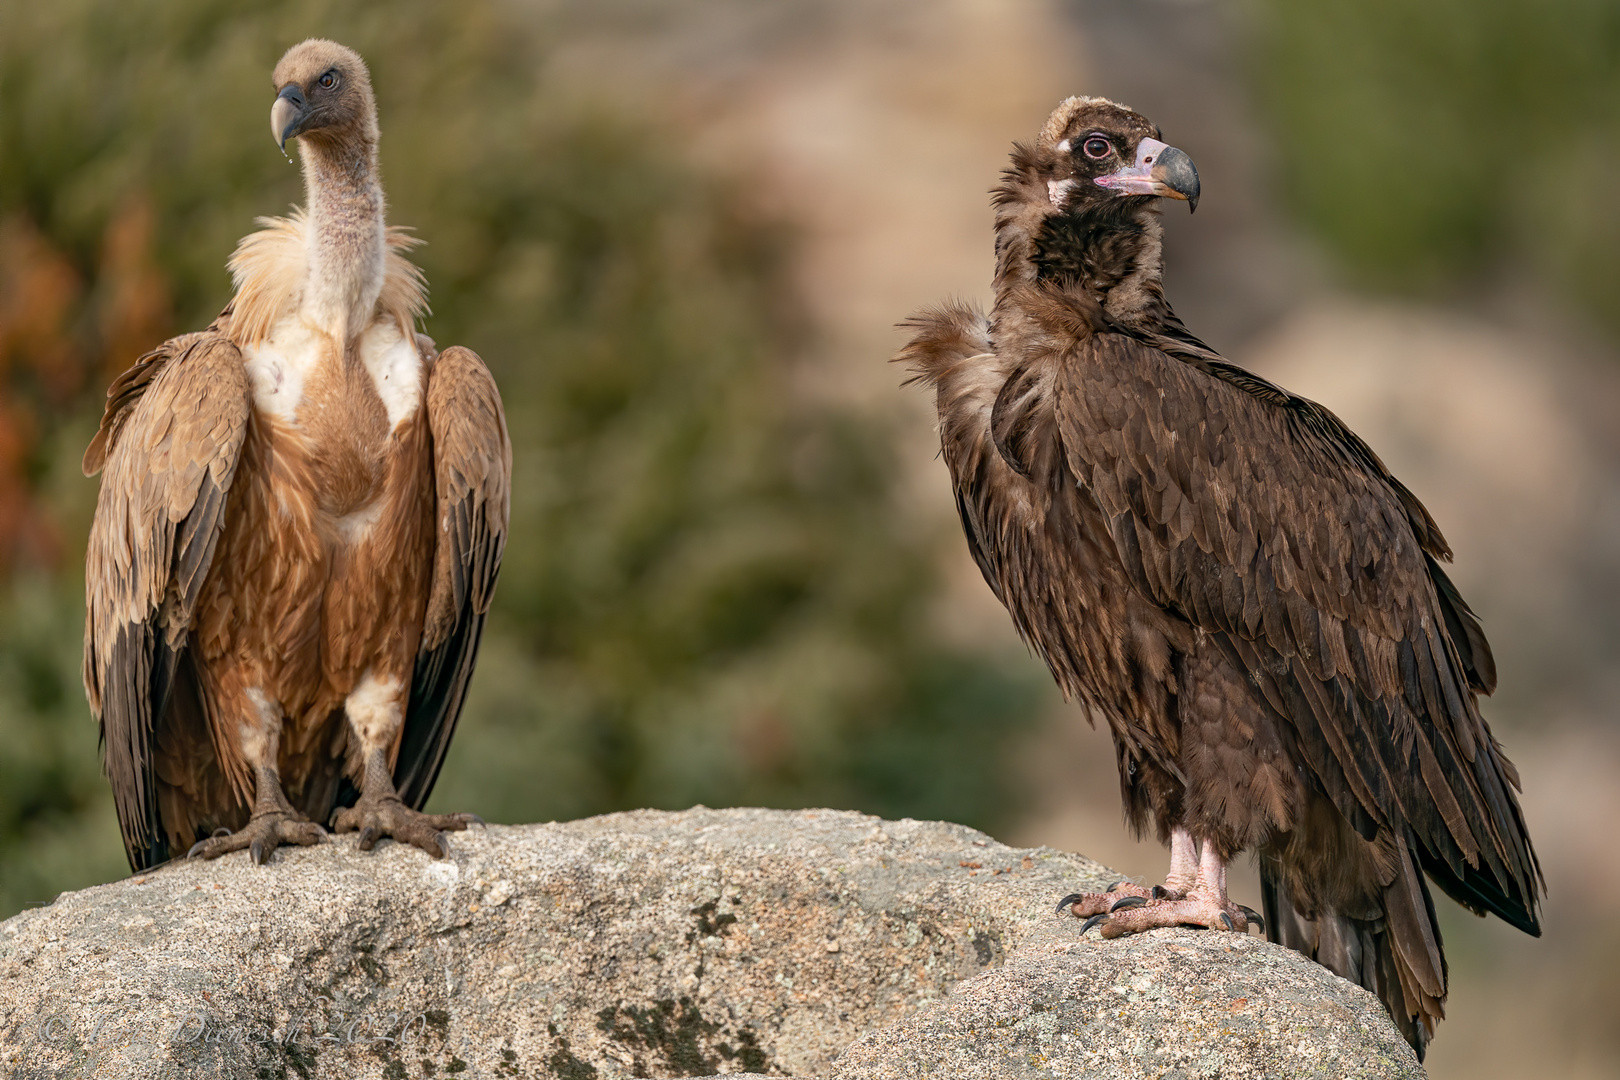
[1082,136,1113,160]
[318,71,338,90]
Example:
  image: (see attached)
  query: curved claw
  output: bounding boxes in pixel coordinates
[1219,911,1235,931]
[187,838,212,859]
[435,833,453,858]
[1236,905,1265,933]
[1104,880,1124,893]
[1151,885,1169,900]
[357,825,382,851]
[250,837,268,866]
[1054,892,1085,915]
[464,813,487,829]
[211,827,233,838]
[1110,895,1148,912]
[1079,913,1110,935]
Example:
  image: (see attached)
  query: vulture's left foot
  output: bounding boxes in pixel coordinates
[1055,879,1181,918]
[1075,893,1265,938]
[332,795,481,858]
[186,811,326,865]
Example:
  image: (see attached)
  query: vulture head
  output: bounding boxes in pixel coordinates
[270,39,379,154]
[1036,97,1199,216]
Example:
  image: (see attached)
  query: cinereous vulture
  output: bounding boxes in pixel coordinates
[83,40,510,869]
[898,96,1540,1058]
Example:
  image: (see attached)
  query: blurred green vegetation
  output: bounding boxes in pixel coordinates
[0,0,1041,917]
[1252,0,1620,327]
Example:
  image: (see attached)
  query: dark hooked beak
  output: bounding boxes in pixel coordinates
[270,84,310,152]
[1094,137,1201,213]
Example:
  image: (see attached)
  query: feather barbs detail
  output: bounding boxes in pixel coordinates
[225,209,428,348]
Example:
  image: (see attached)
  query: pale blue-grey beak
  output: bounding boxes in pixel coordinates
[1094,137,1200,212]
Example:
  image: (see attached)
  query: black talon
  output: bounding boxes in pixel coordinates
[187,838,212,859]
[358,825,381,851]
[1151,885,1169,900]
[1236,905,1265,932]
[1218,911,1235,930]
[435,833,452,859]
[466,813,486,828]
[1105,880,1124,893]
[1110,895,1148,912]
[1080,913,1109,935]
[1054,893,1085,915]
[250,837,267,866]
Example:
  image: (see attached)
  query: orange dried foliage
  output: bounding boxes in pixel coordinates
[0,215,82,392]
[0,200,173,574]
[0,215,81,571]
[97,198,172,386]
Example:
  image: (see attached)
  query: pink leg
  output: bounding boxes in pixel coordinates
[1059,835,1264,936]
[1055,826,1201,918]
[1165,826,1199,896]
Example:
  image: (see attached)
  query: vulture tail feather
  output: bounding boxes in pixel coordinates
[1261,843,1443,1062]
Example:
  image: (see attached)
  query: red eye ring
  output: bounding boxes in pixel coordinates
[1082,136,1113,159]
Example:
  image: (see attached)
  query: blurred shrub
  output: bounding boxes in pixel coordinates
[0,0,1041,915]
[1252,0,1620,327]
[0,581,126,915]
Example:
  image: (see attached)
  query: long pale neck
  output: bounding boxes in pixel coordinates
[298,135,385,345]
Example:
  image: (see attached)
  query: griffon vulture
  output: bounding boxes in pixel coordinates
[899,97,1541,1058]
[83,40,510,869]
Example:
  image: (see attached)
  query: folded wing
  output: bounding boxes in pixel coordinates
[395,342,511,809]
[83,329,253,869]
[1051,326,1541,933]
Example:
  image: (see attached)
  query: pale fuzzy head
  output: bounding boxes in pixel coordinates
[1038,95,1138,149]
[270,39,379,152]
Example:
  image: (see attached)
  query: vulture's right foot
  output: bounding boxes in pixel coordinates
[187,811,326,865]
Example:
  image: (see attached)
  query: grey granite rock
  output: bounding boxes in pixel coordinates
[0,808,1421,1078]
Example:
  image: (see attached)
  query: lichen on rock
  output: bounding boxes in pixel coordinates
[0,807,1421,1078]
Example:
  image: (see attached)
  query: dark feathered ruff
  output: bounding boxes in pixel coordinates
[899,96,1541,1059]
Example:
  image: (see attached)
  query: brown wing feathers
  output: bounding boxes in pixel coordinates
[395,343,510,809]
[1058,329,1542,932]
[83,330,253,868]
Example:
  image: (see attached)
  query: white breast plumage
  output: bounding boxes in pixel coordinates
[358,319,424,430]
[242,315,422,431]
[242,317,324,423]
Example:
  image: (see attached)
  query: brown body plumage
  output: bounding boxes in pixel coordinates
[900,97,1541,1058]
[84,40,510,869]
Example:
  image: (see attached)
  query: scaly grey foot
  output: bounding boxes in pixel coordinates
[331,795,481,858]
[187,811,326,865]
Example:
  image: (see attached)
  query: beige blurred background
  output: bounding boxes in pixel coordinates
[2,0,1615,1075]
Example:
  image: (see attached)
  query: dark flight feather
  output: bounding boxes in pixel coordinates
[395,344,511,809]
